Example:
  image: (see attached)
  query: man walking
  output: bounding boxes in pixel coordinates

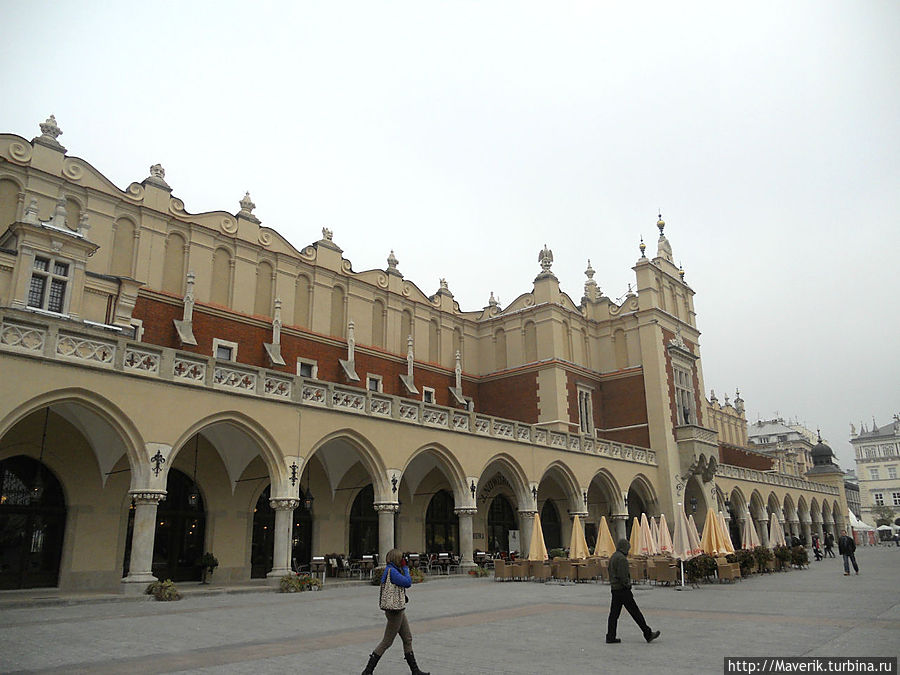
[606,538,660,644]
[837,530,859,576]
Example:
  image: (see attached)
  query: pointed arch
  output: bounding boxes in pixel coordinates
[402,443,467,505]
[306,428,389,501]
[538,460,582,513]
[0,388,144,480]
[476,453,531,508]
[589,469,625,513]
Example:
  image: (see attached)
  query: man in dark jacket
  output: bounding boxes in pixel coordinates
[824,531,835,558]
[837,530,858,575]
[606,538,660,644]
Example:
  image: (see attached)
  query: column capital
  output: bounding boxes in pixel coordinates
[269,498,299,511]
[129,490,166,505]
[517,509,537,517]
[611,513,628,522]
[374,503,399,514]
[454,507,477,516]
[569,511,588,519]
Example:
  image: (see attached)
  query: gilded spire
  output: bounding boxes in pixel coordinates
[639,237,646,258]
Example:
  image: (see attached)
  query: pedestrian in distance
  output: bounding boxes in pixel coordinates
[837,530,859,576]
[812,534,823,561]
[361,549,429,675]
[824,531,836,558]
[606,538,660,645]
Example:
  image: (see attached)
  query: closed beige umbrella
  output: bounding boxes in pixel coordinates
[568,514,590,560]
[700,507,728,556]
[527,511,548,561]
[687,514,703,556]
[672,504,700,587]
[658,513,674,555]
[718,512,735,554]
[650,517,661,555]
[741,510,758,550]
[768,512,786,548]
[639,513,655,556]
[593,515,616,557]
[629,516,642,555]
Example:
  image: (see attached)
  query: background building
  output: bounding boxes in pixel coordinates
[0,117,847,592]
[748,418,816,477]
[851,417,900,527]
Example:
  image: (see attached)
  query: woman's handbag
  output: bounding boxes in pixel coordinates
[379,570,407,610]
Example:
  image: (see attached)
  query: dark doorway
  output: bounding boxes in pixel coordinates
[425,490,458,554]
[250,486,313,578]
[0,456,66,590]
[151,468,205,582]
[349,484,378,559]
[487,494,517,554]
[540,500,562,551]
[626,487,646,539]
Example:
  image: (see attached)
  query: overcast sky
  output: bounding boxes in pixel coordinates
[3,1,897,469]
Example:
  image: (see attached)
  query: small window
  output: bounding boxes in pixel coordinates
[888,466,897,479]
[297,358,318,379]
[367,374,382,392]
[422,387,435,404]
[577,386,594,435]
[870,468,880,480]
[212,338,238,362]
[27,255,71,314]
[893,492,900,507]
[873,493,884,506]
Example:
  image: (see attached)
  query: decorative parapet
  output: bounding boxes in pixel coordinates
[0,308,658,469]
[716,463,839,496]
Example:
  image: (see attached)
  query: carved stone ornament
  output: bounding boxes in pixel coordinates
[322,227,333,241]
[145,163,171,190]
[34,114,65,150]
[130,491,166,506]
[240,191,255,213]
[269,498,300,511]
[538,244,554,274]
[386,249,402,276]
[374,503,400,513]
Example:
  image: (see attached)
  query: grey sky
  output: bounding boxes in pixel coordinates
[3,1,897,469]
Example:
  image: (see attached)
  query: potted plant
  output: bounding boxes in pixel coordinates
[752,545,774,572]
[199,552,219,584]
[790,545,809,568]
[772,545,791,571]
[145,579,181,601]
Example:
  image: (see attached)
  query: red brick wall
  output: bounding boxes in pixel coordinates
[135,293,474,408]
[478,371,539,423]
[597,372,650,447]
[720,444,774,471]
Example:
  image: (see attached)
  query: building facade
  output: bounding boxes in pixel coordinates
[748,418,815,477]
[850,417,900,526]
[0,117,846,593]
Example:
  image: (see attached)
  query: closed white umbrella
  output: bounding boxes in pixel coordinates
[718,512,736,554]
[658,513,674,555]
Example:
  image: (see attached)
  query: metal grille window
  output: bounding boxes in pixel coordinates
[27,256,70,314]
[673,365,695,425]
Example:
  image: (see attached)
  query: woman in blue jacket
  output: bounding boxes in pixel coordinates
[362,548,429,674]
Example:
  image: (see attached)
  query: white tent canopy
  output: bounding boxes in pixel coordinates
[848,509,875,531]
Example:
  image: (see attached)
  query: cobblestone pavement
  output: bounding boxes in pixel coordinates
[1,547,898,675]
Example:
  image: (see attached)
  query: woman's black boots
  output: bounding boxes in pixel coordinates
[361,652,380,674]
[404,651,430,675]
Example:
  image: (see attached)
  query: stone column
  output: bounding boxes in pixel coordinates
[267,498,299,585]
[814,521,824,541]
[800,521,811,545]
[612,514,627,542]
[757,517,769,548]
[455,507,477,569]
[375,504,399,562]
[738,517,748,547]
[518,510,536,557]
[121,491,165,594]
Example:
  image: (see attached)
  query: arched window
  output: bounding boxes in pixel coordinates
[254,261,274,317]
[613,329,628,370]
[487,494,517,554]
[425,490,458,554]
[349,484,378,559]
[428,319,440,364]
[143,468,205,582]
[400,309,413,351]
[330,285,345,337]
[540,500,561,551]
[372,299,385,348]
[494,329,507,371]
[210,248,232,307]
[294,275,310,327]
[65,198,81,230]
[161,232,186,294]
[524,321,537,363]
[0,456,66,589]
[562,321,572,361]
[110,218,135,277]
